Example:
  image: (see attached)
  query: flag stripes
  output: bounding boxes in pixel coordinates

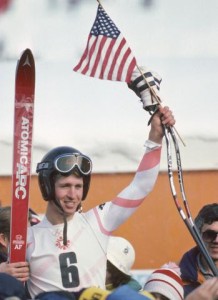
[73,4,136,83]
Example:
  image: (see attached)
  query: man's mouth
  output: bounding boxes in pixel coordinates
[64,201,76,209]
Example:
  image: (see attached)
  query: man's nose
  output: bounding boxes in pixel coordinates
[67,186,75,198]
[214,233,218,243]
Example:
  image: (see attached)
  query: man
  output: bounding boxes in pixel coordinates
[25,104,175,298]
[179,203,218,297]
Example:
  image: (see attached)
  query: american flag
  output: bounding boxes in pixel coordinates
[73,4,137,82]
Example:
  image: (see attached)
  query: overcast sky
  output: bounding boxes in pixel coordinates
[0,0,218,174]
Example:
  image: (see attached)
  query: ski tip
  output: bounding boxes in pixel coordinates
[15,48,35,95]
[16,48,35,71]
[19,48,34,61]
[21,48,33,54]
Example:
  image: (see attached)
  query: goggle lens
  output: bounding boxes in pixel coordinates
[55,154,92,175]
[202,230,218,242]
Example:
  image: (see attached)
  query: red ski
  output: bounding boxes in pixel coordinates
[9,49,35,263]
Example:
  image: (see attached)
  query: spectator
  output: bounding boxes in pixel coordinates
[0,206,29,282]
[0,273,26,300]
[106,236,142,291]
[143,263,184,300]
[179,203,218,297]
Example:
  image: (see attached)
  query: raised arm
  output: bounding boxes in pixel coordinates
[91,106,175,233]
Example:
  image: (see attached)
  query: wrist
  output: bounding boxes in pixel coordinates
[148,131,163,144]
[145,140,161,149]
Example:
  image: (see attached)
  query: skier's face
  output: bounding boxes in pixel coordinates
[54,174,83,216]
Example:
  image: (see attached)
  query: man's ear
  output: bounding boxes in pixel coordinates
[0,233,7,248]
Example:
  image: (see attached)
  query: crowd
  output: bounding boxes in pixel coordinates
[0,68,217,299]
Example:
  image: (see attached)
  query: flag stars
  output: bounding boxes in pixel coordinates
[91,5,120,38]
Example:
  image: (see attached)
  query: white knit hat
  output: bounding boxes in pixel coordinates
[143,268,184,300]
[107,236,135,275]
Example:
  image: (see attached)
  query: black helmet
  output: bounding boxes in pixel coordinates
[36,146,92,201]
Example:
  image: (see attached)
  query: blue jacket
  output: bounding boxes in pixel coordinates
[179,246,206,297]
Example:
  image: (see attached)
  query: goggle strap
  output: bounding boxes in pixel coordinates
[36,162,50,172]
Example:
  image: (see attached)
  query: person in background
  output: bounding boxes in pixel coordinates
[106,236,142,291]
[0,273,27,300]
[143,263,184,300]
[26,105,175,298]
[0,206,29,282]
[179,203,218,297]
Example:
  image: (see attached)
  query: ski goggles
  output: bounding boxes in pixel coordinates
[54,154,92,175]
[202,230,218,243]
[36,153,92,175]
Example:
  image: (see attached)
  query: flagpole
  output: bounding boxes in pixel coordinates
[96,0,102,7]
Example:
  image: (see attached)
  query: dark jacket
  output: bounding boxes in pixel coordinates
[179,246,207,297]
[0,252,7,263]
